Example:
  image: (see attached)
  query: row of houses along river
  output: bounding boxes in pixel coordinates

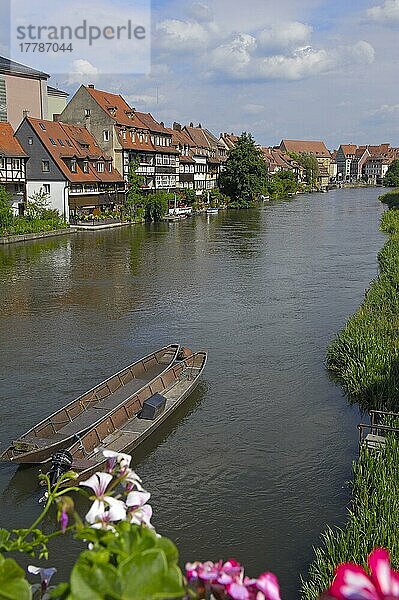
[0,187,385,598]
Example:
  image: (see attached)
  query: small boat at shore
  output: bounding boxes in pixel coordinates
[54,351,207,485]
[1,345,180,464]
[207,207,219,214]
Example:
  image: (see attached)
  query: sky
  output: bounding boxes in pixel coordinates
[3,0,399,149]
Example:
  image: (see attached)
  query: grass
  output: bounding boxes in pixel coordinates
[0,217,68,237]
[326,208,399,411]
[301,435,399,599]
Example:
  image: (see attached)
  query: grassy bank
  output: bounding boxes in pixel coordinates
[301,436,399,599]
[0,217,68,237]
[326,207,399,411]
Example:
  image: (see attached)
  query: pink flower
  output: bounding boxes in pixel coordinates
[255,573,282,600]
[59,509,68,534]
[329,548,399,600]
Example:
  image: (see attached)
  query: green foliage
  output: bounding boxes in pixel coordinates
[0,554,31,600]
[326,208,399,411]
[266,170,299,200]
[301,436,399,599]
[0,217,68,237]
[219,133,267,206]
[0,186,13,228]
[379,190,399,208]
[290,152,319,185]
[383,160,399,187]
[141,192,171,222]
[182,188,197,205]
[54,523,185,600]
[126,160,145,217]
[26,190,51,220]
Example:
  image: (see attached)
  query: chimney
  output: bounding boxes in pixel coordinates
[198,123,202,128]
[22,110,30,119]
[160,121,164,127]
[190,122,194,127]
[173,122,181,131]
[88,84,95,89]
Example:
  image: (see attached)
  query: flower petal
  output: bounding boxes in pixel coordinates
[330,563,380,600]
[105,496,127,521]
[226,582,250,600]
[368,548,394,598]
[80,472,112,496]
[103,450,132,468]
[256,573,281,600]
[85,499,105,524]
[126,490,151,508]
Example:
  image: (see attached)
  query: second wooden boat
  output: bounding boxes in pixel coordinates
[1,344,180,464]
[52,351,207,485]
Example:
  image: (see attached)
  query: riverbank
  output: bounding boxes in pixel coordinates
[326,207,399,411]
[0,227,76,245]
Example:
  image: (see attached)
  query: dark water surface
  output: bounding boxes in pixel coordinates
[0,189,385,597]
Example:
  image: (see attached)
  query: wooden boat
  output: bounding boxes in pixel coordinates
[206,208,219,214]
[55,351,207,485]
[1,345,180,464]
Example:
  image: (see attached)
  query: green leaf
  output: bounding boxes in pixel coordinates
[0,554,31,600]
[70,558,118,600]
[0,530,11,551]
[118,548,185,600]
[155,537,179,566]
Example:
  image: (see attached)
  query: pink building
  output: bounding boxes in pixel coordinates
[0,56,49,130]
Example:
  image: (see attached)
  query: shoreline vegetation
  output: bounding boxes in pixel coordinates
[302,191,399,598]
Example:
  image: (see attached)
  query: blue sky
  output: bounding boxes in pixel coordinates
[2,0,399,148]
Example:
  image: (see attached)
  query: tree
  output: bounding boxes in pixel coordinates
[125,160,145,217]
[26,189,51,220]
[182,188,197,205]
[267,170,299,200]
[0,185,14,228]
[142,191,171,222]
[290,152,319,185]
[219,133,267,206]
[383,160,399,187]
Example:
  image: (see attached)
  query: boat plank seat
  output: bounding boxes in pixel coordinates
[60,408,105,435]
[100,431,140,453]
[93,379,148,410]
[72,458,98,471]
[122,419,152,434]
[15,432,70,449]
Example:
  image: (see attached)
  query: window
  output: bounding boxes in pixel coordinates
[58,139,65,146]
[66,140,72,147]
[163,155,170,165]
[28,137,33,145]
[12,158,20,169]
[83,161,89,173]
[43,184,50,195]
[103,130,110,142]
[42,160,50,172]
[170,156,176,166]
[39,123,46,131]
[0,158,5,169]
[71,159,77,173]
[97,162,104,173]
[85,109,91,118]
[108,162,112,172]
[122,130,126,140]
[156,155,162,165]
[49,138,57,146]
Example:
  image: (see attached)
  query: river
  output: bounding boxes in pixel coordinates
[0,188,385,598]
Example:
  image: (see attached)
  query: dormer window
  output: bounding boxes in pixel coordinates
[122,130,126,140]
[85,109,91,118]
[39,123,46,131]
[108,162,112,172]
[131,131,135,142]
[83,161,89,173]
[58,139,65,146]
[71,159,77,173]
[49,138,57,145]
[97,162,104,173]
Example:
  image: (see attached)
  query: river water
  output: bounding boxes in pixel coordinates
[0,188,385,598]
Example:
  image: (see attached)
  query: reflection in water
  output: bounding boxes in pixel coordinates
[0,189,385,598]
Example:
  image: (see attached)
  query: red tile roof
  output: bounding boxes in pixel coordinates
[280,139,331,158]
[84,86,149,129]
[0,122,27,157]
[340,144,358,156]
[26,117,124,184]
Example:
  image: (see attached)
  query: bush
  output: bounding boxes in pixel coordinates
[379,190,399,208]
[0,186,14,228]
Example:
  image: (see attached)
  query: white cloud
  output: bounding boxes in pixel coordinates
[126,93,166,108]
[257,21,313,52]
[67,60,99,85]
[370,104,399,116]
[156,19,214,52]
[188,2,214,23]
[367,0,399,22]
[243,103,265,114]
[209,36,375,81]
